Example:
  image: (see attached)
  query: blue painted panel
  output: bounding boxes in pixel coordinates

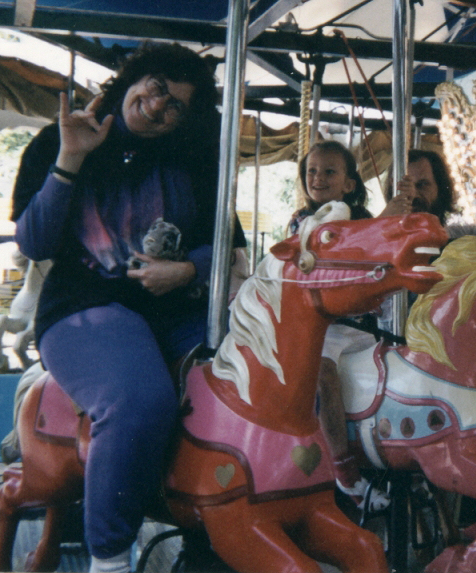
[0,374,20,443]
[34,0,230,20]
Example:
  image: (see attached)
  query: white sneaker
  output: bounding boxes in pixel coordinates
[89,548,132,573]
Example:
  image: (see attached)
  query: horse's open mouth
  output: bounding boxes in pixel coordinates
[409,245,442,274]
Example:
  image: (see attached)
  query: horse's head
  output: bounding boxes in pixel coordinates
[271,210,448,317]
[404,235,476,381]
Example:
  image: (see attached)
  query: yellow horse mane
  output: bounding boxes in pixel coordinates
[406,235,476,370]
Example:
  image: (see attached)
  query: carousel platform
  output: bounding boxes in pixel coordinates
[0,480,343,572]
[7,503,183,573]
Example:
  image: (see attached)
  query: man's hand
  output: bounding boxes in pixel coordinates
[380,175,416,217]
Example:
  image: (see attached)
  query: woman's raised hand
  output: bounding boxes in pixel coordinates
[56,92,114,174]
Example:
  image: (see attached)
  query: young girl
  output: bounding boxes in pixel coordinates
[290,140,372,233]
[290,140,390,512]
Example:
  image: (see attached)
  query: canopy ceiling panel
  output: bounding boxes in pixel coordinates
[0,0,474,127]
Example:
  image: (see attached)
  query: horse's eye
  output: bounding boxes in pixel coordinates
[320,230,334,244]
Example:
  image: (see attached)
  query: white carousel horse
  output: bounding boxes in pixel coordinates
[335,235,476,573]
[0,252,51,371]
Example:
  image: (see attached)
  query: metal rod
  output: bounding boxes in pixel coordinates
[413,116,423,149]
[251,112,261,274]
[206,0,250,351]
[405,2,416,150]
[392,0,409,339]
[348,105,355,148]
[68,42,75,111]
[310,83,321,145]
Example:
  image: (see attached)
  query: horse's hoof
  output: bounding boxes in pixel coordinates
[0,355,9,373]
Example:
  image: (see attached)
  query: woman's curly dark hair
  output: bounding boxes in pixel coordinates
[97,42,218,124]
[299,140,370,218]
[93,42,221,202]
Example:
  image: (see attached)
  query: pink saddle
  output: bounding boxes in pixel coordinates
[34,373,90,463]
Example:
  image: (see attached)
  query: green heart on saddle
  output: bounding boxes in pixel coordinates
[291,443,321,477]
[215,463,236,488]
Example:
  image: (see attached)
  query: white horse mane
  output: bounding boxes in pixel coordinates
[212,201,350,405]
[212,254,285,404]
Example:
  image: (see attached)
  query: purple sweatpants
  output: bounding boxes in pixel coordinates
[40,302,206,558]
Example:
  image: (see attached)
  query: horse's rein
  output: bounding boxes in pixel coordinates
[255,260,392,285]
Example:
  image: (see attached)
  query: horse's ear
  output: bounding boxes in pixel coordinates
[270,235,300,261]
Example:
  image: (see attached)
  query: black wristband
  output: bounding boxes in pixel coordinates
[49,164,79,182]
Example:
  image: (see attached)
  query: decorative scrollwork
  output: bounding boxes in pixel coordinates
[435,81,476,223]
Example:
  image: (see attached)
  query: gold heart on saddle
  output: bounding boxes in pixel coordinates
[291,443,321,477]
[215,463,235,488]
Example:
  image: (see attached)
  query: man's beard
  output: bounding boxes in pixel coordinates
[412,196,431,213]
[412,196,444,224]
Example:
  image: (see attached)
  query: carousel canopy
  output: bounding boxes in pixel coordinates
[0,0,474,130]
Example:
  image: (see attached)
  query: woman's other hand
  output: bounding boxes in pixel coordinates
[127,254,196,296]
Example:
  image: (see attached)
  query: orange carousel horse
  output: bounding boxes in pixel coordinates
[335,234,476,573]
[0,203,447,573]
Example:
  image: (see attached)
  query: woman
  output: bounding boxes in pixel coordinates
[13,42,245,573]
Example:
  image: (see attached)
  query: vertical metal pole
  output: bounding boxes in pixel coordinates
[206,0,250,351]
[413,115,423,149]
[348,105,355,148]
[68,44,76,111]
[309,83,321,145]
[392,0,409,339]
[251,113,261,274]
[405,3,416,150]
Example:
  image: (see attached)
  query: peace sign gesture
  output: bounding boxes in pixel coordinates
[55,92,114,176]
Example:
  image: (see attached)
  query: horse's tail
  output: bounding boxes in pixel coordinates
[1,361,45,463]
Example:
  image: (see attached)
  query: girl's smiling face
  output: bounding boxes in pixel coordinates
[305,150,356,207]
[121,75,195,138]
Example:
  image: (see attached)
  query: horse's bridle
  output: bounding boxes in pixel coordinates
[256,260,393,286]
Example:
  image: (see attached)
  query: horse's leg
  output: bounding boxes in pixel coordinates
[0,317,28,369]
[300,490,388,573]
[13,327,35,371]
[0,468,24,571]
[199,499,325,573]
[1,379,85,572]
[0,315,13,371]
[23,505,67,572]
[402,442,476,573]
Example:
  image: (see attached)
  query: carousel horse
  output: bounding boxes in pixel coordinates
[0,252,51,371]
[335,234,476,573]
[0,204,447,573]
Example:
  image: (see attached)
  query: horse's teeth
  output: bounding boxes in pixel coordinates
[412,265,434,272]
[414,246,440,255]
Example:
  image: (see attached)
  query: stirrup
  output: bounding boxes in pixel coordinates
[336,476,390,512]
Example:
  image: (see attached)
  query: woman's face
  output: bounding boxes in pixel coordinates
[305,150,356,206]
[121,74,195,138]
